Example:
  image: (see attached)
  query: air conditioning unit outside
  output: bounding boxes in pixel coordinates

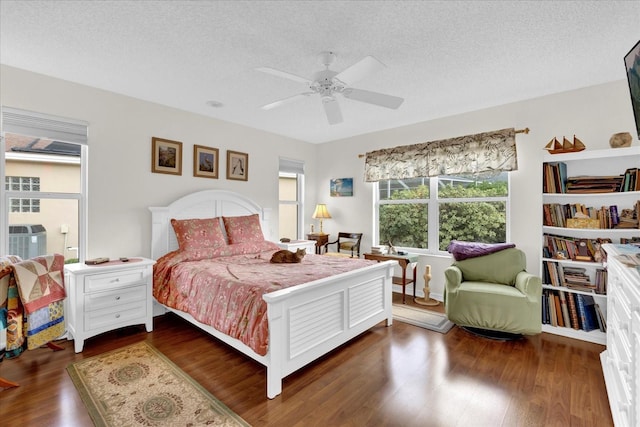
[8,224,47,260]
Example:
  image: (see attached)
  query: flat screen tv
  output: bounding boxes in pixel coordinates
[624,40,640,141]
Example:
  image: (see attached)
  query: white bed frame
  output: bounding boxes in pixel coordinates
[149,189,394,398]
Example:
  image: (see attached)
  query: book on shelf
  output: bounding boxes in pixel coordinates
[595,269,607,295]
[566,291,581,330]
[575,294,599,332]
[544,163,639,194]
[557,291,571,328]
[575,239,592,261]
[553,293,565,327]
[548,292,557,326]
[542,289,594,331]
[542,202,639,230]
[616,200,640,229]
[565,175,624,193]
[370,245,387,254]
[621,167,639,192]
[543,234,610,265]
[564,276,596,292]
[543,162,568,194]
[594,303,607,332]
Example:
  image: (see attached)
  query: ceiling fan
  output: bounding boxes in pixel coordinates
[256,51,404,125]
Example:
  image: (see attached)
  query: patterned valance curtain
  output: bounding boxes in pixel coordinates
[364,128,517,182]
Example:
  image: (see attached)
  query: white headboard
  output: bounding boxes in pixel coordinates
[149,189,272,259]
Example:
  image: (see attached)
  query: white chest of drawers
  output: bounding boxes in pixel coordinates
[64,258,155,353]
[601,245,640,427]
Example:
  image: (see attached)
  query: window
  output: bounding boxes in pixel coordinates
[1,107,88,262]
[278,158,304,240]
[376,172,509,253]
[6,176,40,212]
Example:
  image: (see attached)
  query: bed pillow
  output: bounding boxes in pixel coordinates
[171,217,227,251]
[223,214,265,244]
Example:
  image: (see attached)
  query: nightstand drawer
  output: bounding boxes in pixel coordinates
[84,269,146,293]
[84,300,147,331]
[84,284,147,312]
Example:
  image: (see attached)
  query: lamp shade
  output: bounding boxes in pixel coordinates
[312,204,332,219]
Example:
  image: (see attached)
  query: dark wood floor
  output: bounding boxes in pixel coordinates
[1,297,613,427]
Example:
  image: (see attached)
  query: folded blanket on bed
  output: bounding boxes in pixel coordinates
[447,240,516,261]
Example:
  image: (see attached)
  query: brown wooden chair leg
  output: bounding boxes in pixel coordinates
[0,376,19,388]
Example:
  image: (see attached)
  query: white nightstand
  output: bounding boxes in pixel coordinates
[63,258,156,353]
[276,240,317,254]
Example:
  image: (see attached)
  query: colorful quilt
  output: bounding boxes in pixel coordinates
[1,255,24,359]
[154,248,376,356]
[9,254,67,351]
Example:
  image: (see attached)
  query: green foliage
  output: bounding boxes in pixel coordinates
[379,203,428,248]
[439,180,508,198]
[439,201,506,251]
[379,179,507,251]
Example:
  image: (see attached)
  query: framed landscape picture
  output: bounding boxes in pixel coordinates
[193,144,219,179]
[226,150,248,181]
[330,177,353,197]
[151,137,182,175]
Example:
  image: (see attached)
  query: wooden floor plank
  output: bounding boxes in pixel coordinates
[0,306,613,426]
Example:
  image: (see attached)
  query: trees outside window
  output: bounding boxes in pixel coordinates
[377,173,509,252]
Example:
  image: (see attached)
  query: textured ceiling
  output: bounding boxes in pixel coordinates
[1,1,639,144]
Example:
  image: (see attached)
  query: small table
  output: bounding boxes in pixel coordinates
[306,233,329,254]
[363,252,418,304]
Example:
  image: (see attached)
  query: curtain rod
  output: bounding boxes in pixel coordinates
[357,127,530,158]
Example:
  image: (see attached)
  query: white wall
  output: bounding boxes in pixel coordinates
[2,65,637,301]
[315,80,639,300]
[0,65,318,259]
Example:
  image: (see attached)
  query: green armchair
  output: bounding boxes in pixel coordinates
[444,248,541,335]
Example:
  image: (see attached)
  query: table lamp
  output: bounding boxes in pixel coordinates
[312,204,331,235]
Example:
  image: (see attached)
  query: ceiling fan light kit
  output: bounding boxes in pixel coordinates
[257,51,404,125]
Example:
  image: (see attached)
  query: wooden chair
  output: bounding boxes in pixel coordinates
[324,232,363,258]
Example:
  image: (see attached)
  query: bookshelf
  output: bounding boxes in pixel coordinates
[541,146,640,344]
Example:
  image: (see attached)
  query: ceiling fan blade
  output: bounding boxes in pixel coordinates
[334,56,385,86]
[261,92,314,110]
[322,97,343,125]
[255,67,311,84]
[342,88,404,109]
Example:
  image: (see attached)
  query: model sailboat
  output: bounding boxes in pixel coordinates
[544,135,585,154]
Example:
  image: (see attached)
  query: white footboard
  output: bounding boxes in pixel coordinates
[263,260,395,398]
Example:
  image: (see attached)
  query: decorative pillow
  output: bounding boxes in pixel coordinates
[222,214,265,244]
[170,217,227,251]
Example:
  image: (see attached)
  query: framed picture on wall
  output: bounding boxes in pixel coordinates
[151,137,182,175]
[330,177,353,197]
[226,150,248,181]
[193,144,219,179]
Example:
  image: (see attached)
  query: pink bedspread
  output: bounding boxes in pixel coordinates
[153,249,376,355]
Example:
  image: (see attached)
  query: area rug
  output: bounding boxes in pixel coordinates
[67,341,250,427]
[392,304,454,333]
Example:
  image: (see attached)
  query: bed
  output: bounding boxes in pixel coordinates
[149,189,395,398]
